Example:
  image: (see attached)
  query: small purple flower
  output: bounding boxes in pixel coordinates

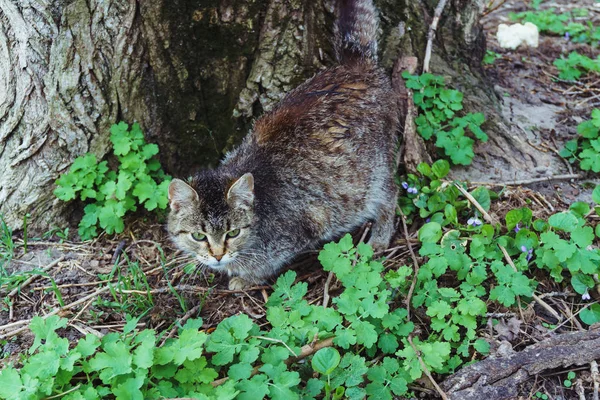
[514,223,520,233]
[402,182,418,194]
[582,291,591,301]
[467,217,482,227]
[565,32,570,40]
[425,218,431,223]
[520,245,533,261]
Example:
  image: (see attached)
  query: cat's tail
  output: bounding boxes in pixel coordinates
[334,0,379,64]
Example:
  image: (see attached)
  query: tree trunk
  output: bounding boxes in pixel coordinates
[0,0,541,233]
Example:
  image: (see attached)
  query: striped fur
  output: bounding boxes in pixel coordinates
[168,0,399,290]
[334,0,379,62]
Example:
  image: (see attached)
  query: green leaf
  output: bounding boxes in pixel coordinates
[238,374,270,400]
[417,163,432,177]
[0,367,23,399]
[75,334,101,357]
[115,172,133,200]
[470,187,491,211]
[431,159,450,179]
[311,347,341,375]
[418,222,442,243]
[228,362,254,380]
[54,185,77,201]
[89,341,133,383]
[593,185,600,205]
[577,120,599,139]
[97,201,126,234]
[571,226,594,248]
[571,274,595,294]
[113,376,144,400]
[353,320,378,348]
[141,143,159,160]
[473,339,490,354]
[581,304,600,325]
[548,212,579,232]
[378,333,399,354]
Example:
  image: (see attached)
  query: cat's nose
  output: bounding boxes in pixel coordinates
[214,254,224,261]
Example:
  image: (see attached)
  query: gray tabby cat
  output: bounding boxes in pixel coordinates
[168,0,400,290]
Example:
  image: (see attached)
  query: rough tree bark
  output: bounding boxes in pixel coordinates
[0,0,539,232]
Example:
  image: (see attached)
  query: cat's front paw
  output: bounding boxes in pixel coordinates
[228,276,253,291]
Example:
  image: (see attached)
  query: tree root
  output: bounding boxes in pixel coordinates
[441,326,600,400]
[392,56,432,173]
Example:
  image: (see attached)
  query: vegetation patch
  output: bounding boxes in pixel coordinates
[54,122,171,240]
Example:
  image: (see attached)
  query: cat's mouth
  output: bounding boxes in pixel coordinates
[200,254,235,270]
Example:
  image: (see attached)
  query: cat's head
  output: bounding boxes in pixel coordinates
[167,172,255,272]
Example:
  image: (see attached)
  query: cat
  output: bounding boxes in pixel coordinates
[168,0,400,290]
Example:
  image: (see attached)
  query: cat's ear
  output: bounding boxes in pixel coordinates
[227,173,254,209]
[168,179,199,212]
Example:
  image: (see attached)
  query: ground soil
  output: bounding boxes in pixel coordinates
[1,0,599,398]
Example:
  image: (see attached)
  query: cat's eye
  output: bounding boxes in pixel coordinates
[191,232,207,241]
[226,229,241,238]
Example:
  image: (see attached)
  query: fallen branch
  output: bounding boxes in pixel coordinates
[441,327,600,400]
[469,173,582,187]
[397,207,420,321]
[7,256,66,298]
[423,0,449,73]
[0,285,111,340]
[407,335,449,400]
[592,360,599,400]
[392,56,431,172]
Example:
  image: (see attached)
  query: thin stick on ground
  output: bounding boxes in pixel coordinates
[0,285,111,340]
[591,360,599,400]
[407,335,449,400]
[7,255,66,298]
[498,242,563,322]
[469,173,582,187]
[456,183,564,323]
[159,304,202,347]
[423,0,449,73]
[397,207,420,321]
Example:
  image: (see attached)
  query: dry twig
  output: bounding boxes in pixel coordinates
[7,256,66,298]
[469,173,581,187]
[0,286,111,340]
[407,335,449,400]
[423,0,449,73]
[397,207,420,321]
[592,360,600,400]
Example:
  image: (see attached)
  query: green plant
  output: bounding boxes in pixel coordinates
[0,215,14,274]
[96,257,156,315]
[54,122,171,240]
[563,371,576,388]
[42,227,70,243]
[5,161,600,398]
[483,50,501,65]
[534,391,549,399]
[510,8,599,44]
[553,52,600,81]
[402,72,488,165]
[560,109,600,172]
